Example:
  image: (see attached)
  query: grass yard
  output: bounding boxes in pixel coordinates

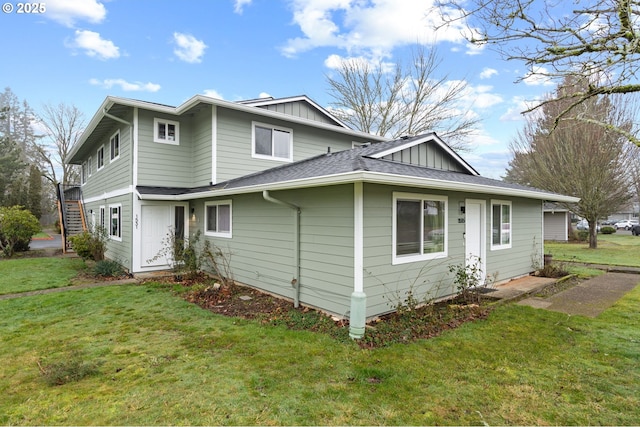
[546,233,640,267]
[0,257,86,295]
[1,258,639,425]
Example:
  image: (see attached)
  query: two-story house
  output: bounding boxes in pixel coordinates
[67,94,578,337]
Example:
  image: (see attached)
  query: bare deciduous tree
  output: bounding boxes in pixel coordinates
[33,103,85,186]
[504,77,635,248]
[325,46,479,150]
[437,0,640,145]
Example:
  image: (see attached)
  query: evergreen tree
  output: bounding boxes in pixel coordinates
[27,164,43,219]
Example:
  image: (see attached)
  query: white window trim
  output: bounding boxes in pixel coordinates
[251,121,293,162]
[491,199,512,250]
[88,155,93,177]
[81,161,87,185]
[204,200,232,238]
[154,118,180,145]
[99,205,106,231]
[110,129,120,161]
[392,192,448,265]
[108,203,122,242]
[97,145,105,171]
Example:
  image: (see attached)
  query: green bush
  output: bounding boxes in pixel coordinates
[69,227,107,261]
[93,259,126,277]
[601,226,616,234]
[576,230,589,242]
[0,206,41,257]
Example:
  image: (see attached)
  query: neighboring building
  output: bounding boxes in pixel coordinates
[66,94,579,336]
[543,203,570,242]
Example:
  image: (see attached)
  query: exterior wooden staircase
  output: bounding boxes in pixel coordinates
[56,184,87,253]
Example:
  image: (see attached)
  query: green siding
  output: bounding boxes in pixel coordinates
[191,106,213,186]
[84,193,133,271]
[257,100,340,125]
[193,185,356,317]
[80,116,133,200]
[382,141,465,172]
[362,184,542,318]
[137,110,194,188]
[215,108,370,183]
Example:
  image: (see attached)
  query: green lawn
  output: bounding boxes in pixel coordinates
[545,233,640,267]
[1,259,639,425]
[0,257,86,295]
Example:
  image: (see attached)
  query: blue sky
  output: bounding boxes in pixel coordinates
[0,0,557,178]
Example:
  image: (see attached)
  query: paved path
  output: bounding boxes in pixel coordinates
[517,272,640,317]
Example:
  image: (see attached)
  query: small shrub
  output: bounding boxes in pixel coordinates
[538,261,570,278]
[69,227,107,261]
[576,230,589,242]
[37,352,100,386]
[448,257,486,304]
[93,259,125,277]
[601,226,616,234]
[0,206,41,257]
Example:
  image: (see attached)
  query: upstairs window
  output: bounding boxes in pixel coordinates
[154,118,179,145]
[205,200,232,238]
[97,145,105,170]
[88,156,93,177]
[110,130,120,160]
[491,200,512,250]
[252,122,292,161]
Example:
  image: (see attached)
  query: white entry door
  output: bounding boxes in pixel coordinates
[465,199,486,283]
[141,205,172,267]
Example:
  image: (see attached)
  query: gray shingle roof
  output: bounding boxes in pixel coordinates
[137,136,575,201]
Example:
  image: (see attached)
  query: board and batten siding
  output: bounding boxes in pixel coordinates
[256,100,341,126]
[194,185,356,317]
[381,142,466,172]
[215,107,371,183]
[137,109,194,188]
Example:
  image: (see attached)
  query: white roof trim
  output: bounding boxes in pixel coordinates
[70,95,387,160]
[138,170,580,203]
[369,133,479,176]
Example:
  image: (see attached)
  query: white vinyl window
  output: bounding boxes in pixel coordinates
[97,145,105,170]
[110,130,120,161]
[154,118,180,144]
[81,161,87,185]
[99,206,106,230]
[393,192,448,264]
[252,122,292,161]
[204,200,232,238]
[88,156,93,177]
[109,204,122,241]
[491,200,512,250]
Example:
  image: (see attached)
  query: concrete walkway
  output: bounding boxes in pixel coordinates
[516,272,640,317]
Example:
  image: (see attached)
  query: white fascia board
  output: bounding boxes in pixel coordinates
[138,171,580,203]
[369,133,480,176]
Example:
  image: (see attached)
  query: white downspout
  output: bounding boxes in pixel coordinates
[262,190,301,308]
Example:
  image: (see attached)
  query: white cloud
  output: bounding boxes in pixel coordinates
[234,0,253,14]
[173,33,207,63]
[523,66,555,86]
[479,67,498,79]
[281,0,470,58]
[499,96,543,121]
[89,78,161,92]
[203,89,224,99]
[46,0,106,27]
[68,30,119,60]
